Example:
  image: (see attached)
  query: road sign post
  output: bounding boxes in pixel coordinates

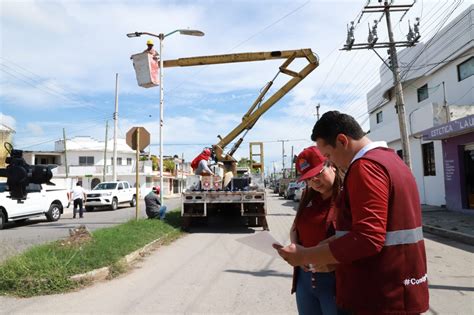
[126,127,150,220]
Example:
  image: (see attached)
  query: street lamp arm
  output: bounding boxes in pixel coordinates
[126,31,161,39]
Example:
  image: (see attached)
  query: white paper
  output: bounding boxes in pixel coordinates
[236,231,282,258]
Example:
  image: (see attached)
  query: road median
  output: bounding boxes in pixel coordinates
[0,210,183,297]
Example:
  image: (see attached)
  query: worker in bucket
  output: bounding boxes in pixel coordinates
[144,39,159,61]
[191,148,215,176]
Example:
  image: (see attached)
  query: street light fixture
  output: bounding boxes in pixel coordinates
[127,28,204,204]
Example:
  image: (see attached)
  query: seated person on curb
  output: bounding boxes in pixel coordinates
[144,186,167,220]
[191,148,215,176]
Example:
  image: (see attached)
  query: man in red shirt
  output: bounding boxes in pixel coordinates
[275,111,429,314]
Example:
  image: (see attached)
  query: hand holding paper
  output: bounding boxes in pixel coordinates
[236,231,282,258]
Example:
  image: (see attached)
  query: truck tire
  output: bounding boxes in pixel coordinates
[111,198,118,210]
[85,206,94,212]
[0,210,6,230]
[46,203,62,222]
[130,195,136,207]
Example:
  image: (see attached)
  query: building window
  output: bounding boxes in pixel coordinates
[117,157,122,165]
[457,57,473,81]
[417,84,429,102]
[397,149,403,160]
[79,156,94,166]
[127,158,132,165]
[376,111,383,124]
[422,142,436,176]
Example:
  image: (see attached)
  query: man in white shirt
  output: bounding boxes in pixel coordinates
[71,182,87,219]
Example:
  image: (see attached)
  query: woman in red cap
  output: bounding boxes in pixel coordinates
[289,146,343,315]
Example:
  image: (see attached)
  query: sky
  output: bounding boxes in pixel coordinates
[0,0,470,173]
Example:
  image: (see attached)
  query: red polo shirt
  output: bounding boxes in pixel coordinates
[295,194,334,247]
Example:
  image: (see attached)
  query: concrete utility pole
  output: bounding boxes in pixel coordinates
[341,0,421,169]
[103,120,109,182]
[290,146,294,178]
[277,140,289,178]
[113,73,119,181]
[62,128,68,178]
[442,81,450,123]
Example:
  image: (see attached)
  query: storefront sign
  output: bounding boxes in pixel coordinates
[444,159,455,182]
[423,115,474,140]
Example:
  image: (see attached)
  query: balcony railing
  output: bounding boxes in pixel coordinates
[53,161,153,176]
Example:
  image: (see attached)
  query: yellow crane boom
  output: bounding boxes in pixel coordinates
[163,48,319,173]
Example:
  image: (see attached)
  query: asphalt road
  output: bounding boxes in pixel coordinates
[1,192,472,314]
[0,197,182,263]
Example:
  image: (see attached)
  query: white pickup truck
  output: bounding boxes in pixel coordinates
[0,183,70,230]
[85,181,136,211]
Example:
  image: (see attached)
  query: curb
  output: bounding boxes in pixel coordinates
[423,224,474,246]
[69,236,167,283]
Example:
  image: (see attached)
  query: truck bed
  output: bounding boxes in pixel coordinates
[181,190,268,230]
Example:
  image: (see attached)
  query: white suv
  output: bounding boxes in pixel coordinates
[85,181,136,211]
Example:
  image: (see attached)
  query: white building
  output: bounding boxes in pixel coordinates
[23,136,191,196]
[366,5,473,208]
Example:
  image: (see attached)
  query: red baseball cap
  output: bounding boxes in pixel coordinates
[152,186,160,193]
[296,146,327,182]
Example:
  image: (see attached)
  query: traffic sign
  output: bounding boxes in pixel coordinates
[126,127,150,151]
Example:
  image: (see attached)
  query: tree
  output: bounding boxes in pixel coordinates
[238,157,253,167]
[163,160,175,173]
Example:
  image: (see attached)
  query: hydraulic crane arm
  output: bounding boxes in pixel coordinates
[163,48,319,171]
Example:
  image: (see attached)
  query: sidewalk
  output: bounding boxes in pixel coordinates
[422,205,474,245]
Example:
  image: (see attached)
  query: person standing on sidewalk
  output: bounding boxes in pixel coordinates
[289,146,343,315]
[71,182,87,219]
[275,111,429,314]
[144,186,167,220]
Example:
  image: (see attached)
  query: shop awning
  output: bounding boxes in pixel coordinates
[422,114,474,140]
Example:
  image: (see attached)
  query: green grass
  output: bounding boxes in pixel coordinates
[0,210,183,297]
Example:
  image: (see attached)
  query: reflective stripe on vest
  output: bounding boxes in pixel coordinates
[335,226,423,246]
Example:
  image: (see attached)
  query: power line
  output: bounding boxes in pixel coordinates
[0,58,108,116]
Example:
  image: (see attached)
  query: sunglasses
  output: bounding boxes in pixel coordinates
[307,165,327,182]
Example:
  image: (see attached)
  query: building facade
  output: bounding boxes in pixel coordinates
[366,5,473,210]
[23,136,191,197]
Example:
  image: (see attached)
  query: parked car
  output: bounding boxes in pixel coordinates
[293,182,306,202]
[0,182,69,229]
[273,182,280,194]
[85,181,136,211]
[284,181,299,200]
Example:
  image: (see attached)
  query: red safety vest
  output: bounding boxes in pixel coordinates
[335,147,429,313]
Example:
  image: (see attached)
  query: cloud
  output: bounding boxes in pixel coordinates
[3,0,469,171]
[26,123,44,136]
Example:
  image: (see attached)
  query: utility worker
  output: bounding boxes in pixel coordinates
[144,186,167,220]
[191,148,215,176]
[275,111,429,314]
[144,39,159,61]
